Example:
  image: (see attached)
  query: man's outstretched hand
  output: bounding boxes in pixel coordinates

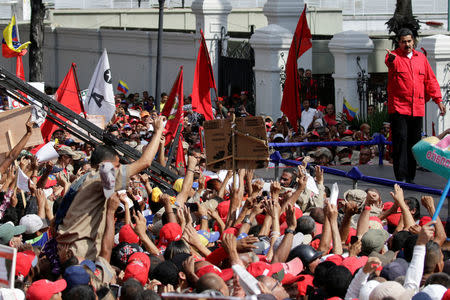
[385,49,396,62]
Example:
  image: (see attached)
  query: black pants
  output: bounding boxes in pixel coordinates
[390,113,422,181]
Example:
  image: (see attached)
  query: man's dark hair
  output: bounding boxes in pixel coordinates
[403,234,419,262]
[397,28,414,39]
[164,240,190,261]
[161,92,167,98]
[150,260,179,287]
[120,278,143,300]
[391,231,413,252]
[296,216,316,235]
[309,208,325,224]
[90,145,118,168]
[313,261,336,288]
[323,265,352,298]
[424,272,450,288]
[63,285,96,300]
[404,197,420,220]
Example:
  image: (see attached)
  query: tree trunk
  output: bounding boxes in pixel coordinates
[29,0,45,82]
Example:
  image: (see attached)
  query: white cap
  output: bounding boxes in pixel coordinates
[19,214,44,234]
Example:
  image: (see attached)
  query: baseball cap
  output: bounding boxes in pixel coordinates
[380,258,408,281]
[124,252,150,286]
[198,230,220,244]
[15,251,37,278]
[119,224,140,244]
[361,229,389,256]
[140,110,150,118]
[111,242,143,269]
[19,214,46,234]
[0,223,26,245]
[340,256,368,275]
[26,279,67,300]
[196,264,233,281]
[158,223,182,247]
[421,285,447,300]
[124,124,132,130]
[57,145,81,160]
[63,265,90,290]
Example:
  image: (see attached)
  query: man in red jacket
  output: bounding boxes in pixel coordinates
[386,28,446,183]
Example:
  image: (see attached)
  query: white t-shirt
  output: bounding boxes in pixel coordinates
[300,108,318,131]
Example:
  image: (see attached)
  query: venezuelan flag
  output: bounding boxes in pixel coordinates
[343,98,358,121]
[2,15,30,58]
[117,80,129,94]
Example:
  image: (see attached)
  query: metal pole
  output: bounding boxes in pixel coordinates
[155,0,165,113]
[448,0,450,31]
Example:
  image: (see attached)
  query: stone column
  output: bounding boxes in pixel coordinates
[250,0,306,119]
[328,31,374,116]
[191,0,232,84]
[418,35,450,136]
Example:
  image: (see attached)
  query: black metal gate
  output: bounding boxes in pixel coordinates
[218,33,255,98]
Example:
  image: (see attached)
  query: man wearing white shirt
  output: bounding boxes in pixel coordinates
[300,99,318,132]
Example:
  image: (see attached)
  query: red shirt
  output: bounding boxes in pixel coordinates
[385,49,442,116]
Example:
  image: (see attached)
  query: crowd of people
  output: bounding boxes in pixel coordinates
[0,85,448,300]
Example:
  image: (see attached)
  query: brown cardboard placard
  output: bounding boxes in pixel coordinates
[67,114,105,142]
[0,106,43,154]
[203,116,269,171]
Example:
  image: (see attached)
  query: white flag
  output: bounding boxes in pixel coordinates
[84,49,115,122]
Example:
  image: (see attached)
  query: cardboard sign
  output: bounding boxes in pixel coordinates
[67,114,105,142]
[203,116,269,171]
[0,244,17,288]
[0,106,43,154]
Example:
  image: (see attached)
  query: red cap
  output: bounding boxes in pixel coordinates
[220,227,238,240]
[196,264,233,281]
[119,224,140,244]
[442,289,450,300]
[297,274,315,296]
[345,227,357,245]
[419,216,432,227]
[158,223,182,246]
[315,222,323,235]
[247,261,283,277]
[325,254,344,265]
[217,200,230,220]
[26,279,67,300]
[343,129,353,135]
[386,213,401,227]
[15,251,36,278]
[341,256,368,275]
[279,207,303,224]
[123,252,150,286]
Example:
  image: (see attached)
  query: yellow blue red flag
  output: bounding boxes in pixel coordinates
[117,80,129,94]
[343,98,358,121]
[2,15,31,58]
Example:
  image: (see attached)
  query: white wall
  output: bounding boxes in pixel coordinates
[0,26,198,97]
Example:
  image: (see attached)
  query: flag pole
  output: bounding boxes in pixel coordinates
[71,63,87,118]
[200,30,219,103]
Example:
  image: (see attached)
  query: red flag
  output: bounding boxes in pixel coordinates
[281,4,312,132]
[15,55,28,101]
[162,67,184,145]
[40,63,84,142]
[176,135,186,169]
[191,30,216,121]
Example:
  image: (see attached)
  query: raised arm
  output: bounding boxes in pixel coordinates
[128,115,165,176]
